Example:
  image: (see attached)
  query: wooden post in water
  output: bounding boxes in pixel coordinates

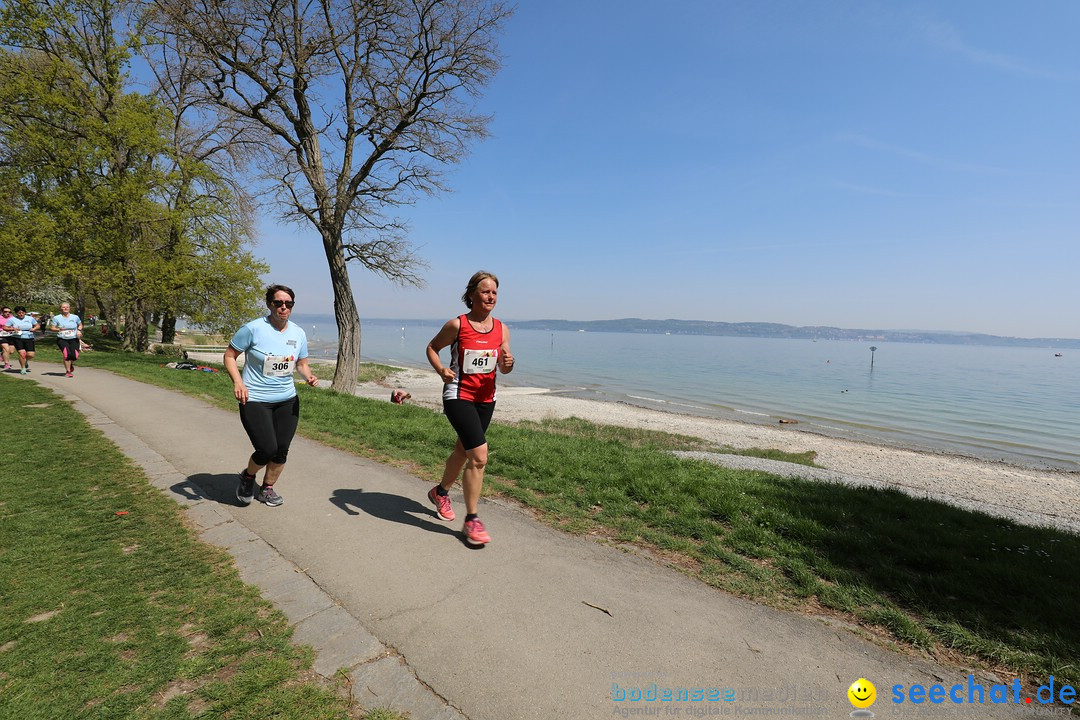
[870,345,878,370]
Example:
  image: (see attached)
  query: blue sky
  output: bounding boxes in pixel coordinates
[256,1,1080,338]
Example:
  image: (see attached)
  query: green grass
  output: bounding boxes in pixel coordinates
[355,363,401,385]
[0,375,404,720]
[52,346,1080,689]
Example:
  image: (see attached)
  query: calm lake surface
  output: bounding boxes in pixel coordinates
[294,315,1080,472]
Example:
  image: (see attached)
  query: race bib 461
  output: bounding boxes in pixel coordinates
[462,348,497,374]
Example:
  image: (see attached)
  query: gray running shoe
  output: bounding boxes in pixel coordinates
[256,484,283,507]
[236,470,256,505]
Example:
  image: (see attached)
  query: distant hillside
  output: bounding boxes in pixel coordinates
[505,318,1080,348]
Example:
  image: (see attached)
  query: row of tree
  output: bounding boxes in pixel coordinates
[0,0,266,351]
[0,0,509,392]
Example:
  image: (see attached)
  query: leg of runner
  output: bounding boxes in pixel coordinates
[460,443,491,545]
[429,442,466,521]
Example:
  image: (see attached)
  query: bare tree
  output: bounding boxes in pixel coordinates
[150,0,511,393]
[143,40,265,342]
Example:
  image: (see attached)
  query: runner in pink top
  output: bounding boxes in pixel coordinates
[0,306,15,370]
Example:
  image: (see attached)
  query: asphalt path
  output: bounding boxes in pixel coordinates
[14,362,1036,719]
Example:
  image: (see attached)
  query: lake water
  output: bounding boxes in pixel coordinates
[294,314,1080,472]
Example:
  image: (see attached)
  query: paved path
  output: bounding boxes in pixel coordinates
[16,363,1033,719]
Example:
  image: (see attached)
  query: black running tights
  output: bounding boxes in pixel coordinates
[238,396,300,466]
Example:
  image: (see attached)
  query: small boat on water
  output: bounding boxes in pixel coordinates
[1054,353,1063,357]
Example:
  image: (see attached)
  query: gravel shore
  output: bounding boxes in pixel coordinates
[355,367,1080,535]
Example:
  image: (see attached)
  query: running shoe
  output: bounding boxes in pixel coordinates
[256,484,284,507]
[65,372,73,378]
[2,363,9,370]
[236,470,257,505]
[427,485,455,521]
[462,517,491,545]
[19,368,27,375]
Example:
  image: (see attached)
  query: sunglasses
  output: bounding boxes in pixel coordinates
[271,300,295,308]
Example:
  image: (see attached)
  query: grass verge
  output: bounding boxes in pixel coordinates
[0,375,402,720]
[56,345,1080,690]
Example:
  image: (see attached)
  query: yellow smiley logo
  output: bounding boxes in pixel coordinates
[848,678,876,709]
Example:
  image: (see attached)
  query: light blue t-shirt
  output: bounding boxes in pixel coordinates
[51,314,82,339]
[229,317,309,403]
[9,315,37,339]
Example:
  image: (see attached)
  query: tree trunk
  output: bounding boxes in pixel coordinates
[93,289,122,340]
[74,283,89,320]
[323,232,361,394]
[160,311,177,344]
[122,300,150,351]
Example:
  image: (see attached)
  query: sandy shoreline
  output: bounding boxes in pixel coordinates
[353,366,1080,535]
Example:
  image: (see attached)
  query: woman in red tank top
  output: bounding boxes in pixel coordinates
[425,271,515,545]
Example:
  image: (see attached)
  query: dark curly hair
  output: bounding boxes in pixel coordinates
[265,284,296,305]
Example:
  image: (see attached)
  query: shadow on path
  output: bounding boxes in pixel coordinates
[176,472,243,506]
[331,488,462,540]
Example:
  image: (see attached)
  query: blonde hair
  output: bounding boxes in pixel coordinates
[462,271,499,309]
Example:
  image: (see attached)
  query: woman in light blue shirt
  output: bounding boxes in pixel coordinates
[223,285,319,507]
[8,307,39,374]
[49,302,83,377]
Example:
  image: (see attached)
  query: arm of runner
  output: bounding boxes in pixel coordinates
[223,346,249,404]
[426,318,461,383]
[296,358,318,387]
[498,326,514,374]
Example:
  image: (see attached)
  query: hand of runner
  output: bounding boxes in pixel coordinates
[233,382,249,404]
[305,374,319,387]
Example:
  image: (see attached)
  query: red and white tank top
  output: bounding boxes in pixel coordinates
[443,315,503,402]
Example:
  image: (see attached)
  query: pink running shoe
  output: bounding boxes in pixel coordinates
[427,485,455,521]
[462,518,491,545]
[65,372,72,378]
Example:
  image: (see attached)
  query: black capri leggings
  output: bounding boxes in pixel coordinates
[238,396,300,465]
[443,399,496,451]
[57,337,80,362]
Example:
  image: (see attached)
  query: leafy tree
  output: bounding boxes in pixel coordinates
[1,0,172,348]
[0,48,73,302]
[0,0,266,349]
[149,0,511,392]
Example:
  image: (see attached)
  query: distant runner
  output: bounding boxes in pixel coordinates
[0,306,15,370]
[425,271,514,545]
[49,302,83,378]
[223,284,318,508]
[8,307,39,374]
